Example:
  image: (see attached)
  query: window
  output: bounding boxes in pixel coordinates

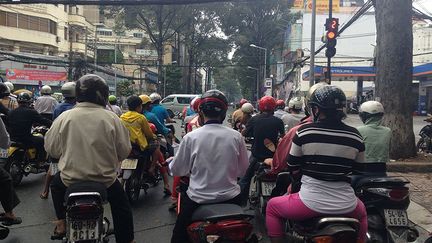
[29,16,39,31]
[64,4,68,12]
[177,97,193,104]
[6,12,17,27]
[64,27,68,40]
[96,30,112,36]
[18,14,29,29]
[0,11,56,35]
[0,11,6,26]
[162,97,174,104]
[49,20,57,35]
[133,33,143,38]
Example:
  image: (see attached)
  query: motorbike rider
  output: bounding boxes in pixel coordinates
[236,102,254,133]
[183,97,200,130]
[186,97,202,133]
[34,85,58,121]
[265,85,367,243]
[238,96,285,204]
[274,99,288,119]
[0,118,22,226]
[150,93,175,125]
[357,101,391,163]
[8,92,52,165]
[169,89,249,243]
[45,74,134,243]
[40,82,77,199]
[0,84,11,127]
[281,97,304,132]
[140,94,171,137]
[0,83,17,110]
[231,98,248,130]
[107,95,123,117]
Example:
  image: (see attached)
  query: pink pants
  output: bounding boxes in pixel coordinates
[266,193,367,242]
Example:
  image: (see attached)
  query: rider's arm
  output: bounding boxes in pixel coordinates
[0,102,9,116]
[169,136,192,176]
[241,116,254,137]
[271,129,297,173]
[286,132,304,171]
[0,119,9,149]
[141,116,157,140]
[115,119,132,161]
[151,114,170,136]
[278,119,285,137]
[45,119,62,159]
[237,135,249,177]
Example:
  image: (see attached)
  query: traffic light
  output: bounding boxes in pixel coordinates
[325,18,339,58]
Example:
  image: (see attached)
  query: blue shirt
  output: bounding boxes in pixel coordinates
[186,107,196,117]
[151,104,169,125]
[53,102,75,120]
[143,110,170,136]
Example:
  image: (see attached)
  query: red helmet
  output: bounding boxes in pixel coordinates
[149,123,157,133]
[276,99,285,109]
[259,96,276,112]
[239,98,248,106]
[192,97,201,112]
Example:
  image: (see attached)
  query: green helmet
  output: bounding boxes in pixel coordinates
[108,95,117,103]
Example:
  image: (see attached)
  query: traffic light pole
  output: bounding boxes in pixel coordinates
[327,0,333,84]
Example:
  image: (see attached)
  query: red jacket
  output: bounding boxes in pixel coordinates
[270,116,312,174]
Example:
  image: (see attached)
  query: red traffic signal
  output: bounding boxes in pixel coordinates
[325,18,339,40]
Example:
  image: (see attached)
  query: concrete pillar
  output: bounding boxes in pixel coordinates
[43,46,49,55]
[418,81,427,115]
[12,43,20,53]
[356,78,364,105]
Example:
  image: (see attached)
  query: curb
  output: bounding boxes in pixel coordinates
[408,201,432,234]
[387,162,432,173]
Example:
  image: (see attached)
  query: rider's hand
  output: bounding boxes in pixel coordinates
[264,158,273,166]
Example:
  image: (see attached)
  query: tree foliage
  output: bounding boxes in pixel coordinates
[117,80,135,97]
[164,64,183,95]
[213,67,241,102]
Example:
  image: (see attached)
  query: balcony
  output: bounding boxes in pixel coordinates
[68,15,93,30]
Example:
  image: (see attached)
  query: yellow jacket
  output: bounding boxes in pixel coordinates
[120,111,156,150]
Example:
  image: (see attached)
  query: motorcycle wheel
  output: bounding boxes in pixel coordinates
[6,158,24,186]
[417,138,428,152]
[125,172,141,204]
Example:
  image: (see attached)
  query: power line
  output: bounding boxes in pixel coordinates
[0,0,255,5]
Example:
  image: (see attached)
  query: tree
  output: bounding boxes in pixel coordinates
[218,0,298,99]
[164,64,183,95]
[117,80,135,97]
[374,0,416,159]
[213,67,241,102]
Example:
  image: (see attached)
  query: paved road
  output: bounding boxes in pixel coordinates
[3,115,431,242]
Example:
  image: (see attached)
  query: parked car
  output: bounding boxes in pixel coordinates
[160,94,199,118]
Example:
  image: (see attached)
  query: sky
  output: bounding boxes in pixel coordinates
[414,0,432,15]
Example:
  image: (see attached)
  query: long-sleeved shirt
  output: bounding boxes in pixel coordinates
[34,95,58,114]
[8,106,52,142]
[45,102,131,187]
[0,119,10,149]
[170,123,249,204]
[143,110,170,136]
[357,116,391,163]
[120,111,156,151]
[53,101,75,120]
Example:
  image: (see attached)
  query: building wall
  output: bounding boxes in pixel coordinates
[413,22,432,65]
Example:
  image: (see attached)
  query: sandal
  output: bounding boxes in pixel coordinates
[51,226,66,240]
[40,193,48,199]
[2,217,22,226]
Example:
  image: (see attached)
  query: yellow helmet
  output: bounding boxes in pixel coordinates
[139,94,151,105]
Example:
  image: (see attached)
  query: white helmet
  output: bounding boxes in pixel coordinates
[241,102,254,114]
[359,101,384,115]
[61,82,76,98]
[190,96,201,112]
[149,93,162,102]
[41,85,52,95]
[4,82,14,92]
[288,97,303,110]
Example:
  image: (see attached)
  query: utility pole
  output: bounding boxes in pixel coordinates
[114,42,117,96]
[310,0,317,87]
[84,26,88,62]
[327,0,333,83]
[68,24,73,81]
[94,30,97,68]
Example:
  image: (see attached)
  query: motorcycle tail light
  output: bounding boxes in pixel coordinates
[68,203,102,219]
[215,220,253,241]
[389,187,409,201]
[312,236,334,243]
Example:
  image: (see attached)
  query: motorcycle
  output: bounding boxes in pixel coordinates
[60,181,112,243]
[353,163,419,243]
[249,162,276,216]
[120,146,160,204]
[417,117,432,153]
[176,180,258,243]
[275,172,361,243]
[5,126,50,186]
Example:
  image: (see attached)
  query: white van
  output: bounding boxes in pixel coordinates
[160,94,199,117]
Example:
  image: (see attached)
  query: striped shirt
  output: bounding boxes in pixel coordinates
[287,120,365,214]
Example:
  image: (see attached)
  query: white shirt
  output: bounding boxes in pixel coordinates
[107,104,123,117]
[274,109,288,119]
[281,113,303,131]
[169,123,249,203]
[299,175,357,214]
[34,95,58,114]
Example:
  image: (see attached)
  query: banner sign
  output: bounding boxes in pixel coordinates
[6,69,67,82]
[306,0,340,13]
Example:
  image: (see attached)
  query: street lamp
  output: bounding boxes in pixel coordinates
[250,44,268,83]
[248,66,259,101]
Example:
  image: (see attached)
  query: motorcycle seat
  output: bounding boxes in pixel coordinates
[65,181,107,202]
[191,204,252,222]
[355,176,409,189]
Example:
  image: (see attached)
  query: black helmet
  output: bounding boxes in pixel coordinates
[76,74,109,107]
[127,95,143,111]
[199,89,228,118]
[17,92,32,103]
[0,83,9,99]
[309,85,346,110]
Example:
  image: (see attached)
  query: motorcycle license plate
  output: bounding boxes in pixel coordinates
[384,209,409,227]
[69,219,98,241]
[261,181,276,196]
[0,148,8,159]
[121,159,138,170]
